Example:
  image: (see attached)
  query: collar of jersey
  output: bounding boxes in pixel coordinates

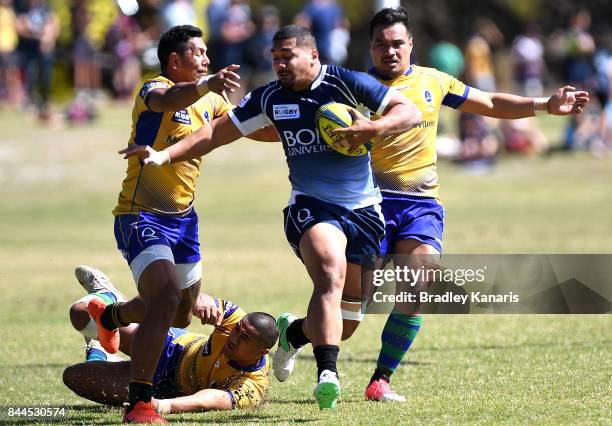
[227,356,266,372]
[368,65,413,81]
[308,64,327,90]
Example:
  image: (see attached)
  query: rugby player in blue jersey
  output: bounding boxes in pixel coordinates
[122,24,422,409]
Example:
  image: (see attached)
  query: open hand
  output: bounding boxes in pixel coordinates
[193,293,223,327]
[207,64,241,102]
[548,86,590,115]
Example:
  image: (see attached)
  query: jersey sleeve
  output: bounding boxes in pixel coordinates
[213,299,246,330]
[224,376,268,409]
[211,93,235,118]
[440,72,471,109]
[227,87,273,136]
[335,67,394,115]
[139,79,170,110]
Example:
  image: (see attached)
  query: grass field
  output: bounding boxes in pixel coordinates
[0,105,611,425]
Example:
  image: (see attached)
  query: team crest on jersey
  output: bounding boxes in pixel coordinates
[273,104,300,120]
[172,109,191,125]
[203,111,210,123]
[424,90,433,103]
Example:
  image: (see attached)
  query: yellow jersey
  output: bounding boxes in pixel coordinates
[113,75,232,216]
[369,65,470,199]
[176,300,270,409]
[0,5,18,53]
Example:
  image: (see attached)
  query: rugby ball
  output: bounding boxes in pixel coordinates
[316,103,368,156]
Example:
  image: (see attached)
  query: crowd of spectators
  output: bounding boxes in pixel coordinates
[0,1,609,157]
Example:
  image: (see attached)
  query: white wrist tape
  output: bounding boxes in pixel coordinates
[156,399,171,415]
[147,149,171,166]
[196,75,213,96]
[533,97,550,115]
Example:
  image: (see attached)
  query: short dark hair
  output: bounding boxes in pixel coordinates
[369,7,412,40]
[157,25,203,72]
[244,312,279,349]
[272,24,317,48]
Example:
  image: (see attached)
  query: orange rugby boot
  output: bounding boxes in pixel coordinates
[123,401,167,424]
[87,298,120,354]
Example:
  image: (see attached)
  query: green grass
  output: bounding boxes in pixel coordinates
[0,106,610,425]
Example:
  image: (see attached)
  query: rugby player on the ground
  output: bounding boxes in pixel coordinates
[120,24,422,410]
[64,266,278,422]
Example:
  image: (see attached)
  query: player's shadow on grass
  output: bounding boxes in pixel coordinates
[8,363,68,369]
[181,411,317,424]
[300,354,431,366]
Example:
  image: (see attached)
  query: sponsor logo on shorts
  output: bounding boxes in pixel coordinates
[273,104,300,120]
[171,109,191,125]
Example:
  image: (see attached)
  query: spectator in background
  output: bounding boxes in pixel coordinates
[511,23,545,97]
[207,0,254,103]
[563,8,595,88]
[429,38,464,78]
[295,0,349,65]
[205,0,228,70]
[457,112,499,170]
[499,118,548,155]
[16,0,59,121]
[0,0,22,106]
[160,0,196,32]
[71,0,101,97]
[559,9,596,151]
[593,32,612,152]
[103,12,147,100]
[464,18,503,92]
[245,5,279,89]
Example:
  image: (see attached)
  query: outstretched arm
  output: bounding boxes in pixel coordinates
[119,113,244,164]
[459,86,590,119]
[147,65,241,112]
[153,389,233,414]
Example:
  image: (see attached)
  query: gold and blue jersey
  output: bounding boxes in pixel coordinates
[113,75,232,216]
[369,65,470,199]
[175,300,270,409]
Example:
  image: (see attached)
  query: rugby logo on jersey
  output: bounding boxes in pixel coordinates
[203,111,210,123]
[172,109,191,125]
[273,104,300,120]
[424,90,433,104]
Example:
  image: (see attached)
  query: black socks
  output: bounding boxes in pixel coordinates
[313,344,339,378]
[286,318,311,349]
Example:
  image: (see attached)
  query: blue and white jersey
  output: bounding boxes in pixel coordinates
[228,65,394,210]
